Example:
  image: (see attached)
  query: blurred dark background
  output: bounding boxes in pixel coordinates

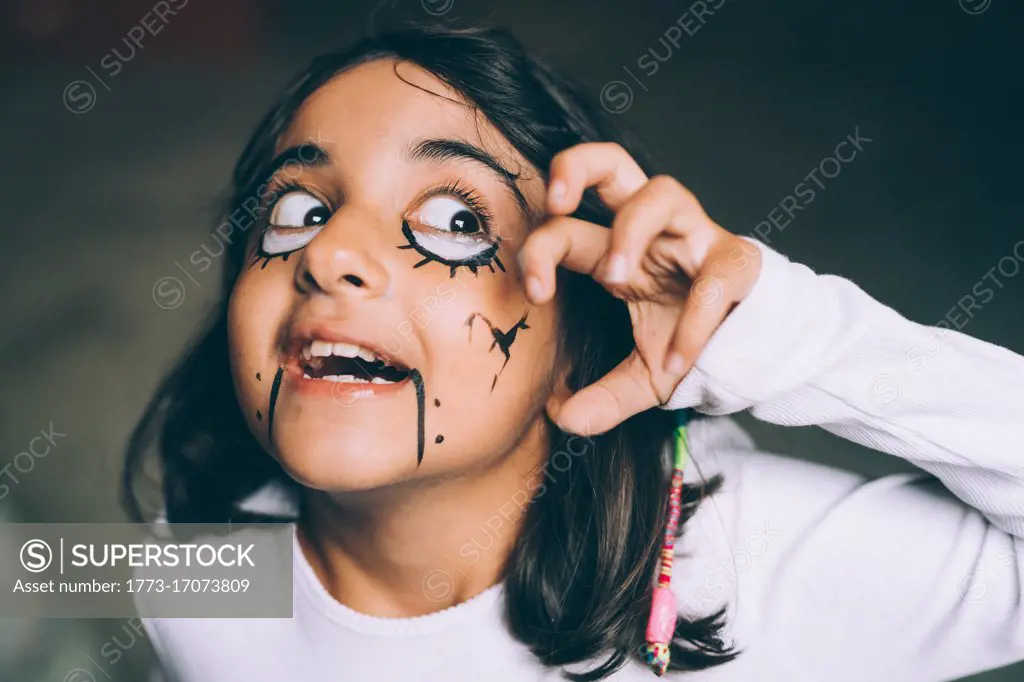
[0,0,1021,679]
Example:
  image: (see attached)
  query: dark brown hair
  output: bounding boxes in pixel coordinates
[123,24,736,680]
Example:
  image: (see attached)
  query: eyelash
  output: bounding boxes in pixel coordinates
[261,180,312,216]
[400,179,505,278]
[419,179,495,233]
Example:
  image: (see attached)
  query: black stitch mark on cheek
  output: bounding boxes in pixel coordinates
[434,398,441,407]
[409,369,426,466]
[267,366,284,441]
[465,311,530,392]
[435,435,444,444]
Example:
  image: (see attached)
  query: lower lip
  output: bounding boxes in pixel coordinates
[283,362,410,402]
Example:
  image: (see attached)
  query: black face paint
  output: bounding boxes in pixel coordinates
[409,369,426,466]
[251,194,331,268]
[465,311,530,392]
[398,221,505,279]
[255,374,264,421]
[249,250,293,270]
[435,435,444,444]
[267,366,284,441]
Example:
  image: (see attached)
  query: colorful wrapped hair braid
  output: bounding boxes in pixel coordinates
[640,410,691,676]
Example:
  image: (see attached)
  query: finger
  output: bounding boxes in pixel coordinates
[544,380,572,426]
[519,216,611,304]
[547,142,648,215]
[600,175,694,284]
[550,350,660,436]
[663,273,736,376]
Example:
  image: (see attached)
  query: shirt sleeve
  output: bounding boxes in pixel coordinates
[137,609,178,681]
[665,239,1024,681]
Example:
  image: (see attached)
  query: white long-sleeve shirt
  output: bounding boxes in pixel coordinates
[140,240,1024,681]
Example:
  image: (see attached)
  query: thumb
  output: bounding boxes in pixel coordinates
[547,350,660,436]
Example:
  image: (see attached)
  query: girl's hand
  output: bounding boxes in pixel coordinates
[520,142,762,435]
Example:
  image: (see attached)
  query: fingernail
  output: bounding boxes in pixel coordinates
[549,180,566,205]
[604,254,628,284]
[527,276,544,301]
[664,352,686,375]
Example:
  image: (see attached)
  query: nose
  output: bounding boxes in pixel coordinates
[295,209,390,299]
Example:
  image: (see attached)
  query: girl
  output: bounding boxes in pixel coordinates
[125,25,1024,682]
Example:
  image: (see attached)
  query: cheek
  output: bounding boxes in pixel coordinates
[417,275,558,456]
[226,270,293,426]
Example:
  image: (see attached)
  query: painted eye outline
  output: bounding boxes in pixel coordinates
[249,184,333,269]
[398,185,505,278]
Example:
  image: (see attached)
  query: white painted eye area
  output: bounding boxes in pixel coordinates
[261,190,331,256]
[407,196,492,261]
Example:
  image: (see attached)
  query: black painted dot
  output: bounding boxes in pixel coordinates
[256,410,262,421]
[434,399,441,407]
[256,373,262,381]
[435,435,444,444]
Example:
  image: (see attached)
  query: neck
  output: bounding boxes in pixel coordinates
[298,418,549,618]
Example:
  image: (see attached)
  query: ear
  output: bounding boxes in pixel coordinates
[544,360,573,424]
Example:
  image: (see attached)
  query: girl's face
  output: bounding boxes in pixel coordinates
[228,59,557,492]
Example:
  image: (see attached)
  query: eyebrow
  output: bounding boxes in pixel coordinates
[264,143,331,181]
[408,138,532,222]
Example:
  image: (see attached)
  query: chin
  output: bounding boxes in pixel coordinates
[270,423,422,493]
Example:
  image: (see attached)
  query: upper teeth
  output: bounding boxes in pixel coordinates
[305,341,380,362]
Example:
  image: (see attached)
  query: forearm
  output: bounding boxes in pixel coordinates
[666,239,1024,537]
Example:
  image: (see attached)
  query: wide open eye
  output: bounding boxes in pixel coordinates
[260,190,332,256]
[416,196,481,236]
[401,196,501,276]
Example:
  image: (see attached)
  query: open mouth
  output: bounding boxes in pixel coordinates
[299,340,410,385]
